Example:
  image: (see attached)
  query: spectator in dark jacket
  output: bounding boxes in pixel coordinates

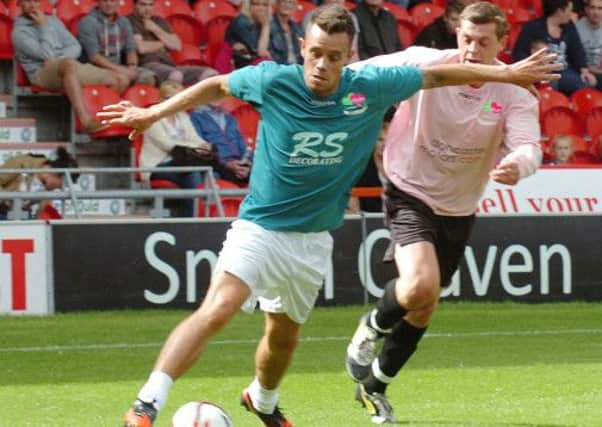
[269,0,302,64]
[513,0,596,94]
[354,0,402,60]
[225,0,272,68]
[414,0,466,50]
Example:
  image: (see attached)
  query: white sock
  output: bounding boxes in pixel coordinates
[247,377,278,414]
[137,371,174,411]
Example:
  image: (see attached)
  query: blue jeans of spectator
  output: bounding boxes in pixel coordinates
[552,68,588,95]
[150,159,203,217]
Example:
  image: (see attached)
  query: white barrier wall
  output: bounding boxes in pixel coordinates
[0,223,52,315]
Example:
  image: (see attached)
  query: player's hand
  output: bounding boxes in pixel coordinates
[508,48,562,89]
[97,101,154,140]
[30,9,47,27]
[490,160,520,185]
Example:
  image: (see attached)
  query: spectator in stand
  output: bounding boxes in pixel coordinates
[302,0,359,62]
[78,0,155,92]
[190,102,253,185]
[513,0,596,95]
[140,81,215,216]
[546,134,575,164]
[269,0,302,64]
[354,0,402,60]
[0,147,79,220]
[128,0,217,86]
[415,0,466,50]
[530,38,552,89]
[225,0,272,69]
[576,0,602,89]
[11,0,116,133]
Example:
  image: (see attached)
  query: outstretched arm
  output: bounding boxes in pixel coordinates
[97,74,231,140]
[421,48,561,94]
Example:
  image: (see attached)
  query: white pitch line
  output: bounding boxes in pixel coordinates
[1,328,601,353]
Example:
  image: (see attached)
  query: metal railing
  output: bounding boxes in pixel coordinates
[0,166,249,220]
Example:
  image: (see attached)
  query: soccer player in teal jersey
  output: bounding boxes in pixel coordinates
[99,5,559,426]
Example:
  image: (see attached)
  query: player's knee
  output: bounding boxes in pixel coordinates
[396,272,439,309]
[196,298,237,332]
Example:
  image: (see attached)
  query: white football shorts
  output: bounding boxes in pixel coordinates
[214,219,333,324]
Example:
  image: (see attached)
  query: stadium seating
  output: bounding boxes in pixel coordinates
[131,134,181,188]
[0,14,14,61]
[122,84,161,107]
[55,0,95,29]
[65,12,87,35]
[7,0,53,19]
[585,107,602,139]
[13,61,64,116]
[153,0,193,18]
[292,0,316,23]
[538,88,570,118]
[118,0,135,16]
[382,1,411,23]
[409,3,444,31]
[397,20,417,48]
[197,179,245,217]
[506,23,523,53]
[77,85,131,139]
[570,88,602,116]
[0,2,8,16]
[541,106,583,139]
[504,6,531,24]
[170,42,212,66]
[193,0,237,26]
[205,17,233,66]
[167,14,205,46]
[517,0,542,18]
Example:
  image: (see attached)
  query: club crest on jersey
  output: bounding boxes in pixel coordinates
[342,92,368,116]
[482,100,503,114]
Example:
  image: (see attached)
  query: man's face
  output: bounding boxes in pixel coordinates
[301,24,351,97]
[586,0,602,26]
[98,0,120,17]
[553,138,574,163]
[135,0,154,19]
[557,1,574,24]
[19,0,41,16]
[444,11,461,34]
[276,0,296,17]
[249,0,270,22]
[457,19,505,65]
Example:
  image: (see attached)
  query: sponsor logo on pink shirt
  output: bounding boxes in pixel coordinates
[483,101,503,114]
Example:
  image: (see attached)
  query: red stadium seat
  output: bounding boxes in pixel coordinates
[65,12,87,36]
[153,0,193,18]
[0,15,14,60]
[517,0,542,18]
[170,42,212,66]
[78,85,131,138]
[197,179,245,217]
[410,3,444,31]
[122,84,161,107]
[504,6,532,25]
[232,104,260,146]
[382,1,411,23]
[344,1,356,10]
[585,107,602,139]
[292,0,316,23]
[538,88,570,118]
[7,0,52,18]
[541,107,583,139]
[570,88,602,116]
[397,20,417,48]
[55,0,95,28]
[205,17,233,66]
[0,2,8,16]
[193,0,237,26]
[505,23,523,53]
[167,14,204,45]
[118,0,135,16]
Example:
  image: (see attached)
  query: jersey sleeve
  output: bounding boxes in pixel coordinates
[228,61,280,109]
[348,46,458,70]
[375,65,424,107]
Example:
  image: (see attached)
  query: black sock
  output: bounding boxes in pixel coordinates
[373,281,407,331]
[363,319,427,395]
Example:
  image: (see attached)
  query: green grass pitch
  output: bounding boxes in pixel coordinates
[1,302,601,426]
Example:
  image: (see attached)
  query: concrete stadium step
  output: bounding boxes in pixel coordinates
[0,118,37,143]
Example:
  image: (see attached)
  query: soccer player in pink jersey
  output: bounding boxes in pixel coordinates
[345,2,545,423]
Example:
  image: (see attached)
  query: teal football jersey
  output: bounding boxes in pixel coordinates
[228,61,422,232]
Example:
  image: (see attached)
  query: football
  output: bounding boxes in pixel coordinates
[170,401,233,427]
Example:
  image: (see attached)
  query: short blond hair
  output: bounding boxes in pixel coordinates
[460,1,509,40]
